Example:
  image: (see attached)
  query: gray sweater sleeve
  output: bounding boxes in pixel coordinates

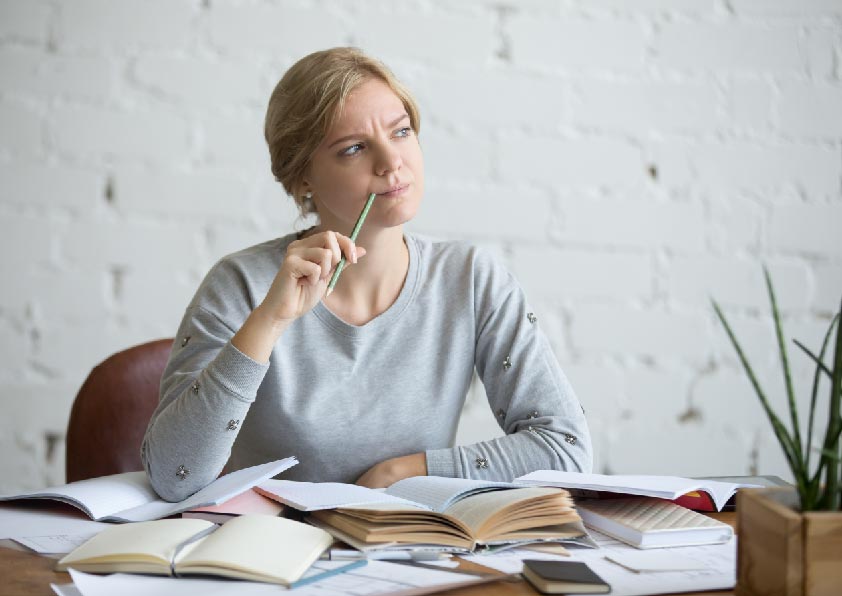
[426,249,593,481]
[141,278,270,502]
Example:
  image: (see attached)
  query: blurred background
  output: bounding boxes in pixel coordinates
[0,0,840,492]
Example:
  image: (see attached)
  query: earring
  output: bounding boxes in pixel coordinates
[304,191,313,200]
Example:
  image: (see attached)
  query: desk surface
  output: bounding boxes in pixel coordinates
[0,512,737,596]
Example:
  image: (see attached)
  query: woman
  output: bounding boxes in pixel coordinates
[142,47,591,502]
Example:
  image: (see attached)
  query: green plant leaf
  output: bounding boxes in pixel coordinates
[712,299,805,489]
[794,339,835,379]
[764,267,804,468]
[817,297,842,510]
[798,314,839,472]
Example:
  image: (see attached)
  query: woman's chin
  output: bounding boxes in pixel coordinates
[375,199,421,228]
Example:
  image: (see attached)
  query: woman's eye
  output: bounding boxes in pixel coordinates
[394,127,412,138]
[340,143,364,157]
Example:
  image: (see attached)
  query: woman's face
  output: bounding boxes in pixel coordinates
[304,77,424,232]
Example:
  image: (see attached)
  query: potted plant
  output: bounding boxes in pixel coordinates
[712,268,842,596]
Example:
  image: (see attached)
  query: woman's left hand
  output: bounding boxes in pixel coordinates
[355,453,428,488]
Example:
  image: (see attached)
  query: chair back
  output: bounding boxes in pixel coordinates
[65,338,173,483]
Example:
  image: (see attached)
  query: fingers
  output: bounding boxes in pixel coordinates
[285,255,323,286]
[292,247,335,281]
[334,233,358,264]
[292,231,361,265]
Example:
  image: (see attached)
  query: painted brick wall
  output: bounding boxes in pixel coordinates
[1,0,840,492]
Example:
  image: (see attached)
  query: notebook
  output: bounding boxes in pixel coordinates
[521,559,611,594]
[56,515,334,585]
[0,458,297,522]
[575,497,733,549]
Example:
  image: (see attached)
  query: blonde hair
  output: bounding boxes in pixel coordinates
[264,47,421,216]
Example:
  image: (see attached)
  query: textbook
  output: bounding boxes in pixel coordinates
[257,475,592,553]
[515,470,762,512]
[56,515,334,585]
[0,458,297,522]
[576,497,734,549]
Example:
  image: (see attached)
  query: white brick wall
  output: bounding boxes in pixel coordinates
[1,0,840,492]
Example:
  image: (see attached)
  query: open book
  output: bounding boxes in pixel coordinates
[515,470,763,512]
[56,515,333,585]
[0,458,297,522]
[256,475,592,553]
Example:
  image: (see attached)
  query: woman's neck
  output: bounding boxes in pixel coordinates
[316,225,410,326]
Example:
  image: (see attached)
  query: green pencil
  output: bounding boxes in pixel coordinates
[325,192,377,297]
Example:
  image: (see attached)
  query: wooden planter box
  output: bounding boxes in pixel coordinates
[737,488,842,596]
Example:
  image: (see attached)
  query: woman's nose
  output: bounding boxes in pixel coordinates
[374,143,402,176]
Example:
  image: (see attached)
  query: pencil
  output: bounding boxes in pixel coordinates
[325,192,377,297]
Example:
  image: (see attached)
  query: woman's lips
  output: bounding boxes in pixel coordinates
[378,184,409,198]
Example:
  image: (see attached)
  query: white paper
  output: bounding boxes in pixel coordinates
[111,457,298,522]
[605,551,708,572]
[258,476,520,513]
[415,559,461,568]
[386,476,517,511]
[66,560,484,596]
[50,583,82,596]
[515,471,761,511]
[14,531,100,554]
[0,473,157,521]
[0,458,298,523]
[0,503,111,540]
[463,530,736,596]
[257,479,414,511]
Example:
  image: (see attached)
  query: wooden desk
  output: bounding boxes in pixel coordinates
[0,512,737,596]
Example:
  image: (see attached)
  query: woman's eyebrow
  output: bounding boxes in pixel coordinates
[327,113,409,149]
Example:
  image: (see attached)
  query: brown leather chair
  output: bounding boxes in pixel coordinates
[65,338,174,482]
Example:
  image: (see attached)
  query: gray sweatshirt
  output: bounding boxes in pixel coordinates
[141,232,592,502]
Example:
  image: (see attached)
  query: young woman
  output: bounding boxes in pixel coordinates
[142,47,592,502]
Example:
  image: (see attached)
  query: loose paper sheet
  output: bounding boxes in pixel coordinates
[0,503,110,540]
[463,529,736,596]
[14,531,101,554]
[58,560,485,596]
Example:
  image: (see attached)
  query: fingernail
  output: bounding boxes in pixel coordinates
[352,247,357,263]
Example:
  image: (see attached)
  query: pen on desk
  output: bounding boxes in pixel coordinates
[325,192,377,298]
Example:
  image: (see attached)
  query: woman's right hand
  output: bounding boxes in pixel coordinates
[257,230,364,326]
[233,231,364,363]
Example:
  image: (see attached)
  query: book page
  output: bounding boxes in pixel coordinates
[385,476,517,512]
[256,479,417,511]
[515,471,762,511]
[0,502,111,540]
[443,487,572,535]
[175,515,333,584]
[0,472,158,521]
[112,457,298,522]
[56,518,215,571]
